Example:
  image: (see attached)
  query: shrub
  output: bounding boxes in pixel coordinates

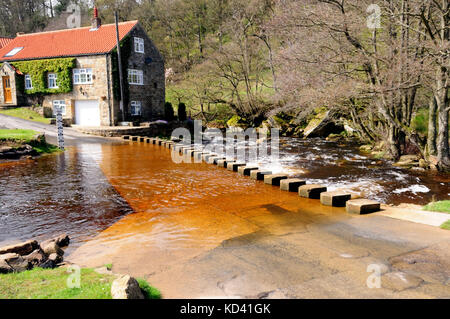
[136,278,162,299]
[164,102,175,121]
[178,103,187,122]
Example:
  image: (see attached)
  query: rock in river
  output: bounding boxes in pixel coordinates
[111,275,144,299]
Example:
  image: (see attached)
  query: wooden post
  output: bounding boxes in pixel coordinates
[115,11,125,122]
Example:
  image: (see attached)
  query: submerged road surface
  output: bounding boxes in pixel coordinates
[68,142,450,299]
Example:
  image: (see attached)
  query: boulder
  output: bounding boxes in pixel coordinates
[303,111,343,138]
[40,241,64,257]
[0,259,13,274]
[53,234,70,247]
[0,240,39,256]
[111,275,145,299]
[48,253,63,264]
[38,259,56,269]
[0,253,30,272]
[23,249,47,266]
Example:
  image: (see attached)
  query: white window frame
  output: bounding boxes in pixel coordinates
[53,100,66,116]
[25,74,33,90]
[130,101,142,116]
[73,68,93,85]
[128,69,144,85]
[48,73,58,89]
[134,37,144,53]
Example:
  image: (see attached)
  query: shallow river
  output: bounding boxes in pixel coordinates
[0,138,448,250]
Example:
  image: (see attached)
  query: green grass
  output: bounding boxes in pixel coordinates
[0,107,51,124]
[423,200,450,213]
[441,220,450,230]
[0,129,38,142]
[137,278,162,299]
[0,267,162,299]
[0,267,114,299]
[105,263,113,271]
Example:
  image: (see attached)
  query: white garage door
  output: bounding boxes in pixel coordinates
[75,100,100,126]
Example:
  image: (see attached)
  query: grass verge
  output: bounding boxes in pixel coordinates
[441,220,450,230]
[0,129,38,142]
[423,200,450,214]
[0,107,51,124]
[0,267,161,299]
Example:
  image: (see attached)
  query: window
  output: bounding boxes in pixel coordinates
[134,37,144,53]
[73,68,93,84]
[48,73,58,89]
[53,100,66,116]
[25,75,33,90]
[131,101,142,116]
[4,47,23,57]
[128,69,144,85]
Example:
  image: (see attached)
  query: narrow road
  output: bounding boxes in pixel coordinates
[0,113,118,145]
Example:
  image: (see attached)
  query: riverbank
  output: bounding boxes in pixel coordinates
[0,129,60,160]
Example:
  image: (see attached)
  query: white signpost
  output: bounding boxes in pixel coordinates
[55,107,65,150]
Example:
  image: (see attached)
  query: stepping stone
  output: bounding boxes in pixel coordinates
[150,138,157,144]
[320,191,352,207]
[193,151,203,161]
[145,138,151,143]
[299,184,327,199]
[156,139,163,145]
[217,159,234,168]
[139,137,146,142]
[280,178,306,192]
[227,162,246,172]
[208,156,222,164]
[122,135,131,140]
[130,136,138,141]
[238,166,259,176]
[264,174,288,186]
[346,199,381,214]
[212,157,226,165]
[250,170,272,181]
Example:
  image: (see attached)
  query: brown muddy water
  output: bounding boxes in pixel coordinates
[0,138,449,251]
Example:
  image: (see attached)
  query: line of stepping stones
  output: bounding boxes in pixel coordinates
[122,135,381,215]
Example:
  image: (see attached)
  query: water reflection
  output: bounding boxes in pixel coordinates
[0,147,132,251]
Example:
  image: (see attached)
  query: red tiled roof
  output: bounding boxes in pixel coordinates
[0,37,13,49]
[0,21,138,62]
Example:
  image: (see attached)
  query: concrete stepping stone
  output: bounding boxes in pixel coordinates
[264,174,288,186]
[145,138,151,143]
[207,156,222,164]
[130,136,139,141]
[217,159,232,168]
[346,199,381,214]
[280,178,306,192]
[212,157,226,165]
[139,137,146,142]
[250,170,272,181]
[320,191,352,207]
[122,135,131,140]
[299,184,327,199]
[238,166,259,176]
[227,162,246,172]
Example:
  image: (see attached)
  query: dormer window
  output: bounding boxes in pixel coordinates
[4,47,23,57]
[25,75,33,90]
[48,73,58,89]
[134,37,144,53]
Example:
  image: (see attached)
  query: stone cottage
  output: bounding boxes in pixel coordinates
[0,10,165,126]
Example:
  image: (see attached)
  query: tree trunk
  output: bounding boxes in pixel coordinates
[427,96,437,156]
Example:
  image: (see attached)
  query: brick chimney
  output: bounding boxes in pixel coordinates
[91,6,101,30]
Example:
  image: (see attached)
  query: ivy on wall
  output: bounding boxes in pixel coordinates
[1,58,76,95]
[111,35,132,109]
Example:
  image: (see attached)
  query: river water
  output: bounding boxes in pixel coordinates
[0,138,448,250]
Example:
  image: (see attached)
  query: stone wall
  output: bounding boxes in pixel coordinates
[114,24,165,123]
[0,64,18,106]
[39,55,112,126]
